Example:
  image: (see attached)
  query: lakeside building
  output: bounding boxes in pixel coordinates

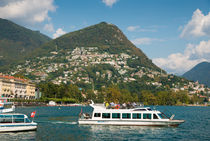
[0,75,36,99]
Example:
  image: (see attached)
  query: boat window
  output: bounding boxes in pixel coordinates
[132,113,141,119]
[0,115,12,123]
[153,114,159,119]
[12,115,24,123]
[14,118,24,123]
[0,118,12,123]
[102,113,110,119]
[133,109,146,111]
[112,113,120,119]
[0,115,12,118]
[94,113,101,117]
[158,113,167,119]
[147,108,152,111]
[143,113,151,119]
[122,113,131,119]
[13,115,24,119]
[3,104,13,109]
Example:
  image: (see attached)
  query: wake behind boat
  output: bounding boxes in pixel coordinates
[78,101,185,127]
[0,113,37,132]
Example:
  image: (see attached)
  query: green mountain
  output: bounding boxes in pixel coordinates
[31,22,161,71]
[0,18,51,71]
[4,21,206,103]
[183,62,210,87]
[12,22,196,95]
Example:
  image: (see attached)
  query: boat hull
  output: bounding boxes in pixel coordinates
[0,123,37,132]
[78,119,185,127]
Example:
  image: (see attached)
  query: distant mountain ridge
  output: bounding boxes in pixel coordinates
[183,62,210,87]
[0,18,51,71]
[31,22,162,72]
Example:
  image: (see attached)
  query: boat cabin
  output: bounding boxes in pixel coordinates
[0,114,31,124]
[80,105,169,121]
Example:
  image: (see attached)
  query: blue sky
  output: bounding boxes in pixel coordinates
[0,0,210,74]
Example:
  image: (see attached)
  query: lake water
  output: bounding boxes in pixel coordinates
[0,106,209,141]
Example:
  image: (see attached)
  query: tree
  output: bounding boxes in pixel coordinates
[140,90,157,105]
[105,86,121,103]
[176,91,189,104]
[67,84,83,102]
[156,91,171,105]
[86,89,96,101]
[119,89,132,103]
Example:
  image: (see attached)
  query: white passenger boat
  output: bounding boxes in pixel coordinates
[0,98,15,113]
[0,113,37,132]
[78,101,185,127]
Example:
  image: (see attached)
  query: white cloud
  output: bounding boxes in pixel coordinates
[44,23,54,32]
[53,28,66,39]
[102,0,118,7]
[127,25,157,32]
[131,38,164,45]
[127,26,140,32]
[180,9,210,38]
[0,0,56,26]
[153,40,210,74]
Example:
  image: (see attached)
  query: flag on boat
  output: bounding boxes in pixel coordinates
[31,111,36,118]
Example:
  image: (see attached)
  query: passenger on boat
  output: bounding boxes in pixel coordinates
[132,102,137,108]
[110,102,115,109]
[126,102,132,109]
[122,103,127,109]
[105,102,109,108]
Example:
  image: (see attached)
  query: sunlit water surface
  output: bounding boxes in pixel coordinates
[0,106,209,141]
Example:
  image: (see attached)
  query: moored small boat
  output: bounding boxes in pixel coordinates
[0,113,37,132]
[0,97,15,113]
[78,101,185,127]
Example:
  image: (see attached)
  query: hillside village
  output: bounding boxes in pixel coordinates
[9,46,210,98]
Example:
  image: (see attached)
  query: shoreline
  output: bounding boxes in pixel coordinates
[13,102,209,107]
[14,102,86,107]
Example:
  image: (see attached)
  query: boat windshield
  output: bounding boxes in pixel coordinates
[158,113,168,119]
[25,118,31,123]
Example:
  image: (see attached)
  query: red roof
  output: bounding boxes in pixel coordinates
[0,75,27,82]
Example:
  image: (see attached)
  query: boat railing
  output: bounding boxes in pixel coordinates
[92,103,104,106]
[105,102,145,110]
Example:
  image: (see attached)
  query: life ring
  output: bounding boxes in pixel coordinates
[115,105,120,109]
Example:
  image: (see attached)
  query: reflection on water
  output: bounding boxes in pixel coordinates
[80,125,177,141]
[0,131,36,141]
